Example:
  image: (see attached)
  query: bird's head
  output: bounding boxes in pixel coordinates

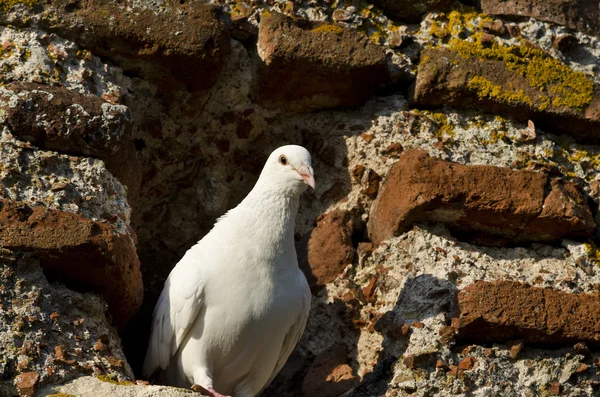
[261,145,315,195]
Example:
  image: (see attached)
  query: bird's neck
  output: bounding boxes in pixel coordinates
[240,182,301,257]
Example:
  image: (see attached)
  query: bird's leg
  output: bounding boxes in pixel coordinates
[191,384,231,397]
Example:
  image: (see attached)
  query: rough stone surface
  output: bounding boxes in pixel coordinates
[291,224,600,397]
[38,0,231,92]
[455,280,600,347]
[0,131,132,235]
[15,371,38,397]
[0,198,143,328]
[0,82,141,196]
[481,0,600,37]
[1,82,131,159]
[300,210,355,291]
[40,375,202,396]
[1,0,600,395]
[413,47,600,143]
[0,251,133,396]
[301,344,358,397]
[368,149,596,245]
[254,12,390,112]
[367,0,454,23]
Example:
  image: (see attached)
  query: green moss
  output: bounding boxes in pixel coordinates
[96,375,135,386]
[0,0,38,14]
[449,35,594,110]
[312,23,344,35]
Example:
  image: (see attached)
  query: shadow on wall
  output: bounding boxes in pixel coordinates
[348,274,458,397]
[121,102,376,378]
[263,271,458,397]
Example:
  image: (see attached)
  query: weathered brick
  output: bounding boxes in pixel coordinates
[1,82,141,198]
[0,199,142,327]
[481,0,600,37]
[253,12,389,112]
[39,0,230,91]
[299,211,354,291]
[367,0,454,23]
[368,150,595,245]
[412,47,600,143]
[455,280,600,347]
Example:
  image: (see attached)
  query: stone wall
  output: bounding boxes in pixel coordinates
[1,0,600,396]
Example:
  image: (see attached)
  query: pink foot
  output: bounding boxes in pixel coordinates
[191,384,230,397]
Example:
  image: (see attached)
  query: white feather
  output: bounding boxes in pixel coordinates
[142,145,313,397]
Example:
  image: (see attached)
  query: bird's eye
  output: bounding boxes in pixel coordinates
[279,155,288,166]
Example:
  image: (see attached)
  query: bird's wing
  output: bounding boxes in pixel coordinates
[142,247,205,377]
[261,279,311,393]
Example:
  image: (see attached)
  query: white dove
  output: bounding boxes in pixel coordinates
[142,145,314,397]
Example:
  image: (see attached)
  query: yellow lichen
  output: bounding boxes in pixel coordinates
[467,76,534,107]
[584,242,600,267]
[489,130,509,144]
[0,0,38,14]
[429,11,490,41]
[369,31,382,44]
[431,112,455,137]
[449,35,594,110]
[312,23,344,35]
[75,49,92,61]
[21,48,31,61]
[47,394,78,397]
[96,375,135,386]
[569,149,600,170]
[417,110,456,138]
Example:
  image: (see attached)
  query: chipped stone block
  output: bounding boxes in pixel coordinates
[39,0,230,91]
[367,0,454,23]
[41,375,200,396]
[299,210,354,291]
[15,372,38,397]
[253,12,389,112]
[481,0,600,37]
[412,47,600,143]
[1,82,132,158]
[368,150,595,245]
[0,131,131,234]
[455,280,600,347]
[0,199,142,327]
[0,82,141,196]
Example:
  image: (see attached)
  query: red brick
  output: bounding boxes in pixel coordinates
[368,150,595,245]
[455,280,600,347]
[253,12,389,112]
[300,211,354,291]
[0,199,142,327]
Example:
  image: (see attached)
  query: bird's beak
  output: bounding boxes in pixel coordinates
[296,165,315,189]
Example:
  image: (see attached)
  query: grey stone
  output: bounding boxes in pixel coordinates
[39,376,203,397]
[0,251,133,396]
